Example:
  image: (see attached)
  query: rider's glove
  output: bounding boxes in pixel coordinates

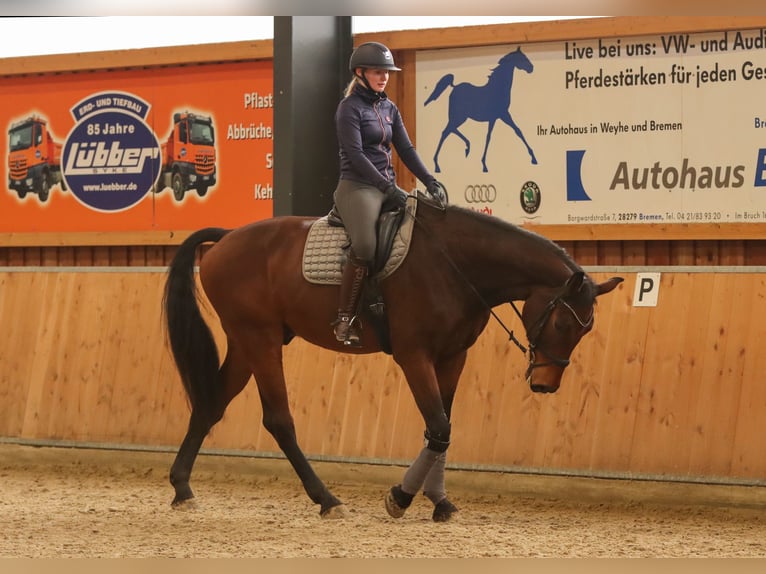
[426,180,448,205]
[383,183,409,209]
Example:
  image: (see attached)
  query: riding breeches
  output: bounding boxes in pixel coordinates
[333,179,385,263]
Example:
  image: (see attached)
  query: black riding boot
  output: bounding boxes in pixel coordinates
[333,251,369,346]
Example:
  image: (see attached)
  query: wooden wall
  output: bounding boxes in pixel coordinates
[1,268,765,483]
[3,239,766,269]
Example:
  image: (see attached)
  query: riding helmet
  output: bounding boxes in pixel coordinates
[349,42,401,72]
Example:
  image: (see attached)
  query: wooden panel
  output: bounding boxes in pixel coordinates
[0,40,272,76]
[730,275,766,478]
[0,271,189,444]
[586,277,648,470]
[355,17,766,51]
[1,269,766,482]
[4,239,766,268]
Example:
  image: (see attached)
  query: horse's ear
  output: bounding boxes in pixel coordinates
[596,276,624,297]
[564,271,585,295]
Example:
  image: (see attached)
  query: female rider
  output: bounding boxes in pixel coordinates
[332,41,446,346]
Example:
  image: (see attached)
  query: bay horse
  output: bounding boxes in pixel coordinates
[424,47,538,173]
[163,197,622,521]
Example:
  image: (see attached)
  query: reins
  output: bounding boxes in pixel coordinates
[406,195,528,353]
[405,194,594,374]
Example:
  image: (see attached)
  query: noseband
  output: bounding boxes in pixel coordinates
[510,294,594,377]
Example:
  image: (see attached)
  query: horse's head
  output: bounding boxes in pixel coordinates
[520,271,623,393]
[498,47,534,75]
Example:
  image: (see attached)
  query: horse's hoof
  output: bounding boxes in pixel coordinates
[320,504,349,519]
[385,486,413,519]
[385,490,406,518]
[171,497,198,511]
[432,498,458,522]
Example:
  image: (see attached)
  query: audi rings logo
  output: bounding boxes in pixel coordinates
[520,181,542,214]
[464,184,497,203]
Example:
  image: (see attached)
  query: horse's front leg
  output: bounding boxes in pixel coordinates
[386,352,464,521]
[502,112,537,165]
[423,350,465,522]
[423,451,459,522]
[481,119,497,172]
[433,129,452,173]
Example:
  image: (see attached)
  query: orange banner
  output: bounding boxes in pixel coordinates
[1,60,273,233]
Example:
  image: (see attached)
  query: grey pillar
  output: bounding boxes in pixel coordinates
[273,16,353,217]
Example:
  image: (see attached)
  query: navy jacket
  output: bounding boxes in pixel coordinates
[336,84,435,192]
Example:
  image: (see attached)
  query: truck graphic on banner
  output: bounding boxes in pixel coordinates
[7,115,66,201]
[154,111,217,200]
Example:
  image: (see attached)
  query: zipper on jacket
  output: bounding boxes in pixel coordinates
[373,100,393,183]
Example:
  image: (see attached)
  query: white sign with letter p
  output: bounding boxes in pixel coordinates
[633,272,661,307]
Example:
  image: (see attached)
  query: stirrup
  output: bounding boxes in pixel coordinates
[333,315,362,347]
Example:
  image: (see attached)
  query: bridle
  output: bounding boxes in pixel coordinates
[510,293,594,377]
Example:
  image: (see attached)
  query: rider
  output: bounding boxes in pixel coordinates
[332,41,447,346]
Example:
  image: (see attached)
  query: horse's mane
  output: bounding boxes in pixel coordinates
[441,203,582,274]
[488,49,522,77]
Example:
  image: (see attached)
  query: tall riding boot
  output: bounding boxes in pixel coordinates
[333,252,369,346]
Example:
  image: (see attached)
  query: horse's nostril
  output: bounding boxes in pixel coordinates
[530,384,554,394]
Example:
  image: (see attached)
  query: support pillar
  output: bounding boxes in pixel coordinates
[273,16,353,216]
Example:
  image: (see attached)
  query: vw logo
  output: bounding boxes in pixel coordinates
[464,184,497,203]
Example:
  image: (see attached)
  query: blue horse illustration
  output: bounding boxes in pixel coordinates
[424,47,537,173]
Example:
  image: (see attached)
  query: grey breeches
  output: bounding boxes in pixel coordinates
[333,179,385,263]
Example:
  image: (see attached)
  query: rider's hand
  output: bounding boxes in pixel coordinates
[427,180,448,205]
[383,183,409,209]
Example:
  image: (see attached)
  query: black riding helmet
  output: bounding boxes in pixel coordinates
[349,42,401,72]
[349,42,400,93]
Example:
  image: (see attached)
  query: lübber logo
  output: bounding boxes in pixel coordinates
[64,141,159,175]
[62,91,161,212]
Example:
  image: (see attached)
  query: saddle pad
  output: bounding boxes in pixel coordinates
[302,197,417,285]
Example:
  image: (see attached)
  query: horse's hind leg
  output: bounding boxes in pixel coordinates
[245,330,347,518]
[170,342,252,509]
[433,121,470,173]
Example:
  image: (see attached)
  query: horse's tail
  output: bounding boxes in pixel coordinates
[424,74,455,106]
[162,227,230,416]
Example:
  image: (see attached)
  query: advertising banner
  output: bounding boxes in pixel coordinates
[1,60,274,233]
[416,27,766,227]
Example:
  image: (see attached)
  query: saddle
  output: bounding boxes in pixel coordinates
[302,195,418,354]
[302,195,417,285]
